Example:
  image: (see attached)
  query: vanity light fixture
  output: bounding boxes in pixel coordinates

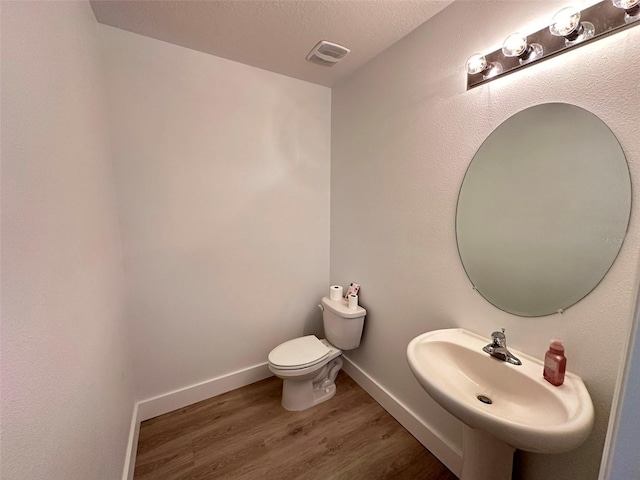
[465,0,640,90]
[501,33,543,65]
[612,0,640,22]
[549,7,595,45]
[465,53,503,78]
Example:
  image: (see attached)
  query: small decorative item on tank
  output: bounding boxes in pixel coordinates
[344,282,360,300]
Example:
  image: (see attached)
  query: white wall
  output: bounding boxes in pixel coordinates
[331,2,640,479]
[98,26,331,400]
[1,2,134,479]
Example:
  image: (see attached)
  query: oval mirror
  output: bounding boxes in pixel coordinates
[456,103,631,317]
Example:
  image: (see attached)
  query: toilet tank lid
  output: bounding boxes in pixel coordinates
[321,297,366,318]
[268,335,330,368]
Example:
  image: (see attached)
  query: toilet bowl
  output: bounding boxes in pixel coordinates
[268,297,366,411]
[268,336,343,411]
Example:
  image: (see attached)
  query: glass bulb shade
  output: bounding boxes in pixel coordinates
[484,62,503,78]
[612,0,640,9]
[502,33,528,57]
[550,7,582,36]
[519,43,543,65]
[466,53,488,75]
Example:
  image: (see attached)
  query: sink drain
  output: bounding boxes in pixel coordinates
[477,395,492,405]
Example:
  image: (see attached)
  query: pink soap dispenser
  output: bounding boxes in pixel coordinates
[543,339,567,386]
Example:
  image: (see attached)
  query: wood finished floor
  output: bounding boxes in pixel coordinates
[134,372,457,480]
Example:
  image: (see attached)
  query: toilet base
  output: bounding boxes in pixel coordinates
[280,357,342,411]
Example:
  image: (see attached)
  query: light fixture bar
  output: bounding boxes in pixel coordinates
[467,0,640,90]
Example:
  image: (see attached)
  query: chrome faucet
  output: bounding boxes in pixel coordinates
[483,328,522,366]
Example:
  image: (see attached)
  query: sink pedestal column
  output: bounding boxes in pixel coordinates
[460,425,515,480]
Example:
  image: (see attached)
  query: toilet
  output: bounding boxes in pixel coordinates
[268,296,366,411]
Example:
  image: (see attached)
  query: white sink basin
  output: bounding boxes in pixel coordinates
[407,328,594,454]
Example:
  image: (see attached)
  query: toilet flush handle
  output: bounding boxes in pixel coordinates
[318,304,324,312]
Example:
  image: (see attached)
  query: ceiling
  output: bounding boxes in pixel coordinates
[90,0,452,87]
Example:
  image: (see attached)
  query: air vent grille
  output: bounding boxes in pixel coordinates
[306,40,350,67]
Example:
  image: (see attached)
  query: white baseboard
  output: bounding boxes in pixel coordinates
[122,403,141,480]
[137,362,272,422]
[121,362,273,480]
[342,355,463,477]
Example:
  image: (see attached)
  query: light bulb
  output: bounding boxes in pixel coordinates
[550,7,581,36]
[549,6,595,45]
[466,53,487,75]
[612,0,640,9]
[612,0,640,22]
[502,33,543,65]
[502,33,528,57]
[465,53,503,80]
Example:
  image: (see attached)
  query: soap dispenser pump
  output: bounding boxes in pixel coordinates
[543,339,567,386]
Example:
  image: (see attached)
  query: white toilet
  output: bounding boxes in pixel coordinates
[268,296,366,411]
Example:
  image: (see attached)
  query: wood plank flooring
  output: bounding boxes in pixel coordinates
[134,371,457,480]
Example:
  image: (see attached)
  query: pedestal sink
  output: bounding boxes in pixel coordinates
[407,328,594,480]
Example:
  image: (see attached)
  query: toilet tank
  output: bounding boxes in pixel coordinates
[321,296,366,350]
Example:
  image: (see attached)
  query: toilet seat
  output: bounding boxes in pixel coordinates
[268,335,330,370]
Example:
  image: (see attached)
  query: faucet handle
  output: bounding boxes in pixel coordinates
[491,328,507,346]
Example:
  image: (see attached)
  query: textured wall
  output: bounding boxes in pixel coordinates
[1,2,134,479]
[98,25,331,400]
[331,1,640,479]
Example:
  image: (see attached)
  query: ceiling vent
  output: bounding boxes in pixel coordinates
[306,40,350,66]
